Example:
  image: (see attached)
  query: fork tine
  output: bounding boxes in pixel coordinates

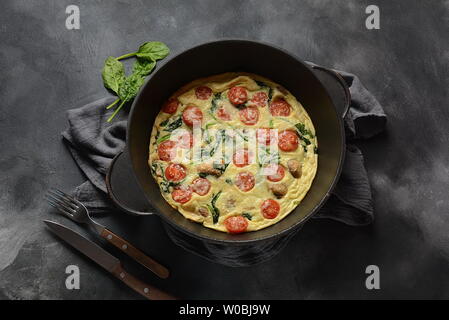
[46,198,74,219]
[50,188,82,207]
[47,189,78,210]
[45,193,77,214]
[46,192,76,211]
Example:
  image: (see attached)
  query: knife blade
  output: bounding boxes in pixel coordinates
[44,220,177,300]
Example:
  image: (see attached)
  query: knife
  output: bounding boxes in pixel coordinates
[44,220,177,300]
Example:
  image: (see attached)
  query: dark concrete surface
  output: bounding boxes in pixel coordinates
[1,0,449,299]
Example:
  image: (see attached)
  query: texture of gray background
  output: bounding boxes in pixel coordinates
[1,0,448,299]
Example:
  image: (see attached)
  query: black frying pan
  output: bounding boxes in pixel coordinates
[107,40,347,264]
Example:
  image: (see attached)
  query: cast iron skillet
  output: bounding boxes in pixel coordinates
[123,40,345,244]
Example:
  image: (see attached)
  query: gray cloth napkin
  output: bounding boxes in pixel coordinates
[62,66,386,225]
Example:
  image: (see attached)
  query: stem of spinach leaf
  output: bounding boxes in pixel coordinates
[107,99,127,122]
[106,98,120,110]
[116,52,136,60]
[156,134,171,144]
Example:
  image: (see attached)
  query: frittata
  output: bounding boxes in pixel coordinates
[148,73,318,233]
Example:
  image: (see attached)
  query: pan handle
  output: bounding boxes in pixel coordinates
[310,65,351,119]
[106,150,155,216]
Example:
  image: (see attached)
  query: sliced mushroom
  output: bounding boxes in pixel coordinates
[225,197,236,209]
[198,206,209,217]
[287,159,302,178]
[269,183,288,198]
[196,163,222,177]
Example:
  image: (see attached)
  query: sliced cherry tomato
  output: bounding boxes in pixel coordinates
[171,186,192,204]
[256,128,277,146]
[269,98,291,116]
[182,105,203,127]
[191,177,211,196]
[174,130,193,149]
[195,86,212,100]
[235,171,255,192]
[265,163,285,182]
[233,149,252,167]
[158,140,177,161]
[278,130,299,152]
[162,98,179,114]
[250,92,268,107]
[224,216,248,234]
[238,106,259,125]
[228,86,248,105]
[261,199,280,219]
[164,163,186,182]
[217,106,231,121]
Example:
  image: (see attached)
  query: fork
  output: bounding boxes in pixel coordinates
[45,188,169,279]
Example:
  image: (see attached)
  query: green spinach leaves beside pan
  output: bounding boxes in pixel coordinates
[102,41,170,122]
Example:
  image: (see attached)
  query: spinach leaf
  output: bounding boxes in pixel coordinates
[294,123,315,152]
[242,213,252,220]
[212,191,221,206]
[160,180,181,193]
[159,119,169,127]
[150,163,158,176]
[225,178,233,185]
[203,128,213,144]
[210,92,222,113]
[118,73,145,102]
[153,129,160,146]
[208,130,226,157]
[136,41,170,61]
[255,80,267,88]
[301,135,311,146]
[255,80,273,102]
[295,123,314,138]
[102,41,170,122]
[150,162,165,179]
[133,58,156,76]
[235,129,249,142]
[163,115,183,132]
[208,191,222,224]
[107,72,146,122]
[258,146,280,167]
[116,41,170,61]
[213,161,229,174]
[268,87,274,101]
[102,57,125,94]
